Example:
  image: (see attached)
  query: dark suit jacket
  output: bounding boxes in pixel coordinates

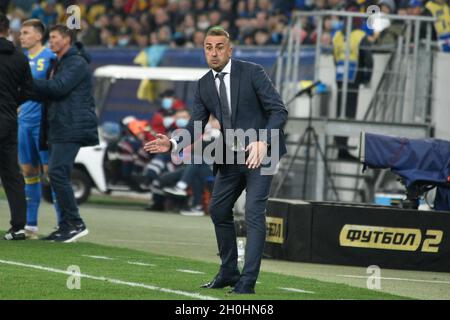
[175,59,288,174]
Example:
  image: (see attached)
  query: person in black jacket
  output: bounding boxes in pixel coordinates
[0,13,34,240]
[33,25,99,243]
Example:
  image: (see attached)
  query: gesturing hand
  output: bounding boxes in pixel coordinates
[245,141,268,169]
[143,134,172,154]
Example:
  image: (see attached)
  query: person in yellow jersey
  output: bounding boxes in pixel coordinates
[424,0,450,52]
[333,19,374,161]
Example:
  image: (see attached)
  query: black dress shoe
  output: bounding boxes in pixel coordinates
[201,273,240,289]
[228,281,255,294]
[227,287,255,294]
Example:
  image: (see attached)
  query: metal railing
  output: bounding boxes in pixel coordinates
[274,10,437,202]
[276,10,436,122]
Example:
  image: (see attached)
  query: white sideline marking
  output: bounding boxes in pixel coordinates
[81,255,114,260]
[176,269,205,274]
[278,287,315,294]
[109,239,210,246]
[0,259,218,300]
[337,274,450,285]
[127,261,156,267]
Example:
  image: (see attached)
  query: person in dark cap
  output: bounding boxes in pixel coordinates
[407,0,438,41]
[379,0,397,13]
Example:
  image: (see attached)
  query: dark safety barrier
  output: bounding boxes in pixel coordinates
[264,199,450,272]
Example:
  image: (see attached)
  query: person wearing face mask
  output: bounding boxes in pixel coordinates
[145,109,191,211]
[164,115,219,216]
[149,89,187,135]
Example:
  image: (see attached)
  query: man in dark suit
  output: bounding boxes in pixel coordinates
[144,27,288,294]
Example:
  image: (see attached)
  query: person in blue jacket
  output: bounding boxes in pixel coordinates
[33,24,99,243]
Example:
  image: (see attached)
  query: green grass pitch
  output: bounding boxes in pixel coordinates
[0,238,409,300]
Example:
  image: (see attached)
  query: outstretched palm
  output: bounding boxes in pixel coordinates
[143,134,172,154]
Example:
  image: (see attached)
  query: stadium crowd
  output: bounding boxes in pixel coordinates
[1,0,447,48]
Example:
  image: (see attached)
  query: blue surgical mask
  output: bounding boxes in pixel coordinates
[118,37,130,47]
[162,98,173,110]
[10,18,21,32]
[163,117,174,128]
[175,118,189,128]
[331,20,343,31]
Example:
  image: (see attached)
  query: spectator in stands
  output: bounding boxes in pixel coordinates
[407,0,438,42]
[30,0,59,27]
[192,30,206,47]
[254,28,271,46]
[209,10,222,29]
[313,0,330,10]
[197,13,211,32]
[255,11,269,30]
[3,0,290,48]
[108,0,126,16]
[100,25,117,48]
[398,0,410,15]
[149,6,171,34]
[116,116,152,185]
[194,0,208,15]
[273,0,295,15]
[180,13,196,43]
[163,116,220,216]
[149,89,187,136]
[77,18,100,46]
[5,8,25,44]
[369,0,404,49]
[134,30,149,48]
[329,0,346,10]
[146,109,192,211]
[408,0,426,15]
[320,17,335,46]
[423,0,450,52]
[271,13,288,44]
[14,0,39,14]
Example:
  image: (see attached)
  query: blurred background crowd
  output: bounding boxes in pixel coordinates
[0,0,444,48]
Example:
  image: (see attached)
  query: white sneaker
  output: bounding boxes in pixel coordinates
[180,206,205,216]
[164,186,188,197]
[25,226,39,240]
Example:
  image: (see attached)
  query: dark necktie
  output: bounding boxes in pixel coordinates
[215,72,232,131]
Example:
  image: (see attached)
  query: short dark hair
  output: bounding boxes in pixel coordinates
[49,24,75,44]
[22,19,46,37]
[205,26,230,39]
[0,13,9,34]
